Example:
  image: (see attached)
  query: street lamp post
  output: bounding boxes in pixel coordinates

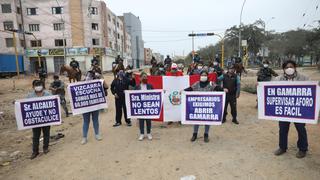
[25,32,41,68]
[238,0,247,57]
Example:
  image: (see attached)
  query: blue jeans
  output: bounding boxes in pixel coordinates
[82,110,100,138]
[139,119,152,134]
[193,125,210,134]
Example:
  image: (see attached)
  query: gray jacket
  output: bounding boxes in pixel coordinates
[274,72,309,81]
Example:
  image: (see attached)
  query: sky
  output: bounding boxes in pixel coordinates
[105,0,319,56]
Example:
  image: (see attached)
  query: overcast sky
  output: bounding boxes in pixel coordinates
[105,0,319,56]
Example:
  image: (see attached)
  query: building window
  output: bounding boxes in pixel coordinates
[90,7,98,15]
[27,8,38,15]
[5,38,13,47]
[53,23,64,31]
[52,7,63,14]
[113,18,116,25]
[18,24,23,31]
[117,22,119,28]
[3,21,14,30]
[92,38,99,46]
[1,4,11,13]
[29,24,39,31]
[55,39,66,46]
[117,33,120,39]
[92,23,98,30]
[30,40,41,47]
[109,41,113,49]
[20,40,25,47]
[16,7,21,14]
[108,14,111,21]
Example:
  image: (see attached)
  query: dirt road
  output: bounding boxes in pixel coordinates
[0,68,320,180]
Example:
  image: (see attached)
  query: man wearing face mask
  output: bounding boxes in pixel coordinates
[27,80,52,159]
[257,60,278,82]
[185,70,227,142]
[273,60,309,158]
[155,62,166,76]
[49,75,69,117]
[111,70,135,127]
[165,63,183,76]
[218,65,241,124]
[211,60,224,77]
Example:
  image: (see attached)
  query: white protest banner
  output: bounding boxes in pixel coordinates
[67,79,108,115]
[181,91,226,125]
[257,81,320,124]
[125,90,163,119]
[14,95,62,130]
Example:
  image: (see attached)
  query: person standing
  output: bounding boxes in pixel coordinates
[211,60,224,77]
[135,72,154,141]
[218,65,241,124]
[49,75,69,117]
[81,70,105,145]
[185,70,226,142]
[69,58,81,79]
[164,55,172,66]
[165,63,183,76]
[257,60,278,82]
[27,80,51,159]
[273,60,309,158]
[111,70,135,127]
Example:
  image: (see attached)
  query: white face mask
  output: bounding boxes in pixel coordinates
[200,76,208,82]
[34,86,43,92]
[285,68,295,75]
[197,66,203,70]
[213,62,218,66]
[263,64,268,68]
[159,68,164,71]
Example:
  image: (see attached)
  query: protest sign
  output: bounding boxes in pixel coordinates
[257,81,320,124]
[125,90,163,119]
[181,91,226,125]
[67,80,108,115]
[15,95,61,130]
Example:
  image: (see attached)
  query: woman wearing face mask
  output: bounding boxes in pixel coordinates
[135,72,154,141]
[27,80,52,159]
[185,70,227,142]
[273,60,309,158]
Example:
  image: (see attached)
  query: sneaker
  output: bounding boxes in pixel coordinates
[113,123,121,127]
[190,133,197,142]
[30,152,39,160]
[81,138,87,145]
[296,151,307,158]
[274,148,286,156]
[147,134,153,140]
[43,149,49,154]
[232,120,239,125]
[95,134,102,141]
[222,119,226,123]
[127,122,132,127]
[138,134,144,141]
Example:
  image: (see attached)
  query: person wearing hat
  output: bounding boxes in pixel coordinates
[27,80,52,159]
[111,70,135,127]
[273,60,309,158]
[69,58,81,79]
[166,63,183,76]
[135,72,154,140]
[155,62,166,76]
[49,75,69,117]
[218,65,241,124]
[164,55,172,66]
[185,70,227,142]
[210,60,224,77]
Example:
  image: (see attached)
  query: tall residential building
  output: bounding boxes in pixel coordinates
[0,0,133,74]
[122,13,144,68]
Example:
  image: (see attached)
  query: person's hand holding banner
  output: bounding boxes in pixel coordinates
[15,95,62,130]
[67,79,108,115]
[125,90,163,119]
[257,81,320,124]
[181,91,226,125]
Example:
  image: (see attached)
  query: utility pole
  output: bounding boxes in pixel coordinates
[239,0,246,57]
[12,31,20,76]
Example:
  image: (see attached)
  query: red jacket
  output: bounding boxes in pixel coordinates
[165,71,183,76]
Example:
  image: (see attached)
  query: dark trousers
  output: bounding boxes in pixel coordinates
[279,121,308,151]
[223,94,237,121]
[32,126,50,153]
[139,119,151,134]
[115,96,130,124]
[60,97,69,116]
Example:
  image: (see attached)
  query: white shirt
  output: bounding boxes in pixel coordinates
[141,84,147,90]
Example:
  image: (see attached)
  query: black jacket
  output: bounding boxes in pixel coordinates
[111,77,135,97]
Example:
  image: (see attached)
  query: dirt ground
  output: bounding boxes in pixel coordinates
[0,67,320,180]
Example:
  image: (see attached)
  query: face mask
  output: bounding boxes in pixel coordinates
[285,68,295,75]
[34,86,43,92]
[197,66,203,70]
[213,62,218,66]
[200,76,208,82]
[228,69,235,74]
[159,68,164,71]
[263,64,268,68]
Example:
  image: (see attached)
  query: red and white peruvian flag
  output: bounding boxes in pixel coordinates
[135,73,217,122]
